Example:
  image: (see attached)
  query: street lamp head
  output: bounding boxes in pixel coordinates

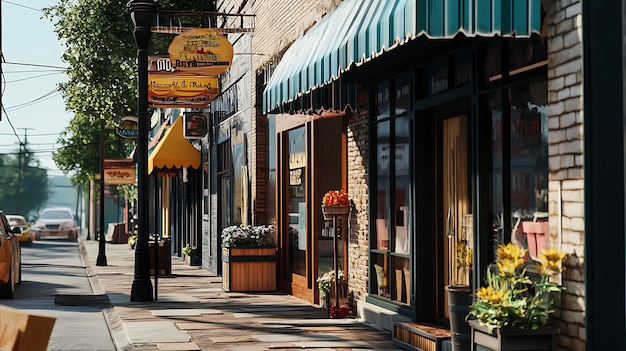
[127,0,156,28]
[127,0,156,49]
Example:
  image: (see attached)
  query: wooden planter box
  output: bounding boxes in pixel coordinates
[469,319,559,351]
[222,247,277,292]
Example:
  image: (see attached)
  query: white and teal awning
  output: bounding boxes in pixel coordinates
[263,0,541,113]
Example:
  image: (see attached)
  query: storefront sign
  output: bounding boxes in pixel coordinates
[168,28,233,76]
[148,72,219,108]
[183,112,208,139]
[103,159,136,185]
[115,116,138,139]
[289,168,303,185]
[289,152,306,169]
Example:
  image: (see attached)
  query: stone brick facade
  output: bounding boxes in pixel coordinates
[217,0,342,225]
[545,1,585,350]
[346,85,370,302]
[213,1,588,348]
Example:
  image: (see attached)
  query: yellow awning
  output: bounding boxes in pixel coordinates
[148,116,201,174]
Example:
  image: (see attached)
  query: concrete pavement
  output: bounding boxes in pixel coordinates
[79,239,402,351]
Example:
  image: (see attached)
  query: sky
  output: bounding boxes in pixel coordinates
[1,0,71,176]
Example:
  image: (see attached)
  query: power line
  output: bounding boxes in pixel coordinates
[1,1,42,12]
[0,105,23,145]
[0,132,62,137]
[5,72,64,83]
[3,61,67,70]
[3,87,61,112]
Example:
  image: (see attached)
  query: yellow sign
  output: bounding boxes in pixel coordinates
[168,28,233,76]
[148,73,219,108]
[104,159,136,185]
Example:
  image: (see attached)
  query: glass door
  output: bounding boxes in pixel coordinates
[287,127,307,277]
[441,115,472,317]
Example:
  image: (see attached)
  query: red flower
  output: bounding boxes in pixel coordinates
[322,190,350,207]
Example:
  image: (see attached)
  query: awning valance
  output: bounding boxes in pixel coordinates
[148,116,201,174]
[263,0,541,113]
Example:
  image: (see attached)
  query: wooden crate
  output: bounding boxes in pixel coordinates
[222,247,277,292]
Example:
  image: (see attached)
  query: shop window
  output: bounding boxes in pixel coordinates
[374,82,390,120]
[489,79,548,263]
[370,76,413,306]
[509,81,548,262]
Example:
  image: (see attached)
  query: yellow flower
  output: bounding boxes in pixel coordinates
[538,248,567,275]
[497,242,527,261]
[476,286,508,304]
[496,243,526,274]
[497,258,521,276]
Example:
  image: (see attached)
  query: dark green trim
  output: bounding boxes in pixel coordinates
[414,85,474,111]
[583,0,626,350]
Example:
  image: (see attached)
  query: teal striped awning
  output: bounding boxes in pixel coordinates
[263,0,541,113]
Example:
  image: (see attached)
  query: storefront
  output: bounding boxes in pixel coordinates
[148,113,202,259]
[361,35,548,325]
[262,0,547,333]
[274,113,347,303]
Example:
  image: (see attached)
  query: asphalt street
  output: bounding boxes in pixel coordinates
[1,239,116,351]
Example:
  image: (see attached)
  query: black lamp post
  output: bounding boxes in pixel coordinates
[96,117,107,266]
[128,0,155,302]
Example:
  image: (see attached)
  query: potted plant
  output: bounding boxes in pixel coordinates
[182,244,201,266]
[446,239,473,351]
[317,270,348,317]
[467,243,567,351]
[321,190,350,220]
[221,224,276,292]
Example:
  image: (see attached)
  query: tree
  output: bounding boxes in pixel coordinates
[0,143,50,217]
[43,0,212,186]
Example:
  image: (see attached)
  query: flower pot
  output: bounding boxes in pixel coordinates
[469,319,559,351]
[446,285,472,351]
[184,254,201,266]
[222,247,277,292]
[319,293,329,309]
[321,205,350,220]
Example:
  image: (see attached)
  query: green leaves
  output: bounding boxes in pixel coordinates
[42,0,206,186]
[0,143,50,217]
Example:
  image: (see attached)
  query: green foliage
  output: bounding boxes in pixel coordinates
[221,225,275,248]
[182,243,197,256]
[316,270,345,296]
[468,243,568,332]
[42,0,208,186]
[0,143,49,217]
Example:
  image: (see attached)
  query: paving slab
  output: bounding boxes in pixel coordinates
[151,309,222,316]
[80,240,400,351]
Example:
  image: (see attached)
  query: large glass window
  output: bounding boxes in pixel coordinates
[371,76,412,306]
[509,81,548,262]
[489,80,548,263]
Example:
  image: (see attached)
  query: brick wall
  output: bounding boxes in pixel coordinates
[545,1,585,350]
[217,0,341,225]
[346,84,370,302]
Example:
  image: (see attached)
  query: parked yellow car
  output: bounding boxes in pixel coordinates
[6,215,34,246]
[0,211,22,298]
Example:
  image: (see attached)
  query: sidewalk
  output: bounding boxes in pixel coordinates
[79,239,402,351]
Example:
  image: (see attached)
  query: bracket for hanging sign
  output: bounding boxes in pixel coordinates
[152,10,255,34]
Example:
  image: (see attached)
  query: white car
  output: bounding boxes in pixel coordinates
[33,208,78,241]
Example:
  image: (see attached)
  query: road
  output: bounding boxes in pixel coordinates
[0,239,116,351]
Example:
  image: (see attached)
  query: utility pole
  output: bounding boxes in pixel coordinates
[16,128,34,214]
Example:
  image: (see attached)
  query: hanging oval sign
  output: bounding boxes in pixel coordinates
[115,116,138,139]
[168,28,233,76]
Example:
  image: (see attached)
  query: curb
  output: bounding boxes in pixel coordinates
[78,239,133,351]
